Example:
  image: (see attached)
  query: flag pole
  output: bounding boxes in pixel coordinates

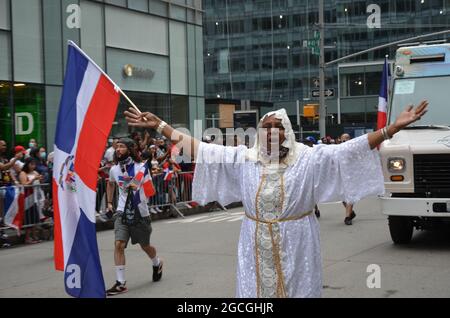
[118,88,143,115]
[67,40,145,116]
[118,89,148,121]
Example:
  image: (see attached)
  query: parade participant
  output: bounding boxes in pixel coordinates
[124,100,428,298]
[303,136,320,218]
[340,133,357,225]
[105,138,163,296]
[0,140,23,186]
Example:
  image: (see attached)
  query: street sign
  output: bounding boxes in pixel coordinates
[307,39,318,48]
[312,47,320,56]
[314,30,320,40]
[311,88,334,98]
[233,110,259,129]
[305,31,321,56]
[313,78,320,88]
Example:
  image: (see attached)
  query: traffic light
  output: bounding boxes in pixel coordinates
[303,104,319,118]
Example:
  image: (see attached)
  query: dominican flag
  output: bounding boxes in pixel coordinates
[53,41,120,298]
[163,168,174,182]
[132,161,156,208]
[24,184,46,221]
[377,57,390,130]
[3,186,24,234]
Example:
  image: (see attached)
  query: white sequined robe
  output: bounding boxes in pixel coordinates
[192,135,384,298]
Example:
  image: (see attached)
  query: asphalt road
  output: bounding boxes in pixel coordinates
[1,197,450,298]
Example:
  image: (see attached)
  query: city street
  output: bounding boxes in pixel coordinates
[1,0,449,301]
[1,197,450,298]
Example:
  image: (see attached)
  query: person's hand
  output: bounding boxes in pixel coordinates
[107,203,114,212]
[125,107,161,130]
[392,100,429,131]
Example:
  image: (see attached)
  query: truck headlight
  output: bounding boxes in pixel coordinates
[388,158,405,172]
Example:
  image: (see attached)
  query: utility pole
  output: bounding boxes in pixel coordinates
[318,0,326,138]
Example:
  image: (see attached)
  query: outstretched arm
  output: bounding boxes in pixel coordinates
[367,100,428,149]
[124,108,200,161]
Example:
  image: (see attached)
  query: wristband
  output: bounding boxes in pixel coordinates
[157,121,168,134]
[381,127,391,140]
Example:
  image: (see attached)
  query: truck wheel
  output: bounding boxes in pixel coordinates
[388,216,413,244]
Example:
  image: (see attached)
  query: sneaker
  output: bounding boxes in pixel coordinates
[150,207,158,214]
[155,207,162,213]
[153,261,163,282]
[344,217,352,225]
[106,281,128,296]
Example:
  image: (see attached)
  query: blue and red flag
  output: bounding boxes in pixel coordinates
[3,186,24,235]
[132,161,156,208]
[52,41,120,298]
[377,57,391,130]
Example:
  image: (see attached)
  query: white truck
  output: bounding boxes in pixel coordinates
[380,43,450,244]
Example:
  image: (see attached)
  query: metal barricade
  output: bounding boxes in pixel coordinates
[146,171,198,218]
[0,170,223,245]
[148,172,184,217]
[146,170,226,217]
[176,171,194,206]
[0,183,53,245]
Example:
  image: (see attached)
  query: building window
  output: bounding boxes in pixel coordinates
[112,92,170,138]
[0,83,46,148]
[274,55,287,69]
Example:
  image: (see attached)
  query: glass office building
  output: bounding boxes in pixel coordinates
[203,0,450,133]
[0,0,204,150]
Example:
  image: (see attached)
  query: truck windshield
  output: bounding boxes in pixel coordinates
[389,76,450,126]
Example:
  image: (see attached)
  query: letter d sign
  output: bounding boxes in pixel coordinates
[15,113,34,135]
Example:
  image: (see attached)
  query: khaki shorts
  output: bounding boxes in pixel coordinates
[114,215,152,247]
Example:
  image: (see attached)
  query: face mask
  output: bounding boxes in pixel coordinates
[40,152,47,159]
[29,143,36,148]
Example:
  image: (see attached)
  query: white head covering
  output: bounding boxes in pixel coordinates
[246,108,303,166]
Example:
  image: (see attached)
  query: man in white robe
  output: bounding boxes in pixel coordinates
[124,101,428,298]
[192,109,385,297]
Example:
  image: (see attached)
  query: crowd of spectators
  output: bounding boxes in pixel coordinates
[98,131,196,217]
[0,138,53,244]
[0,130,355,245]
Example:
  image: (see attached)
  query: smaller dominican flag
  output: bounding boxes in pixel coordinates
[23,185,46,221]
[163,167,174,182]
[3,186,24,235]
[132,161,156,208]
[53,41,120,298]
[377,57,391,130]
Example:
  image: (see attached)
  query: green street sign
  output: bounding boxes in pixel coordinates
[312,47,320,56]
[307,39,319,49]
[306,32,320,56]
[314,31,320,40]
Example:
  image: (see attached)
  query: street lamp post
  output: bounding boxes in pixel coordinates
[319,0,326,138]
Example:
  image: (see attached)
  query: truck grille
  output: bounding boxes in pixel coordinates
[414,154,450,195]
